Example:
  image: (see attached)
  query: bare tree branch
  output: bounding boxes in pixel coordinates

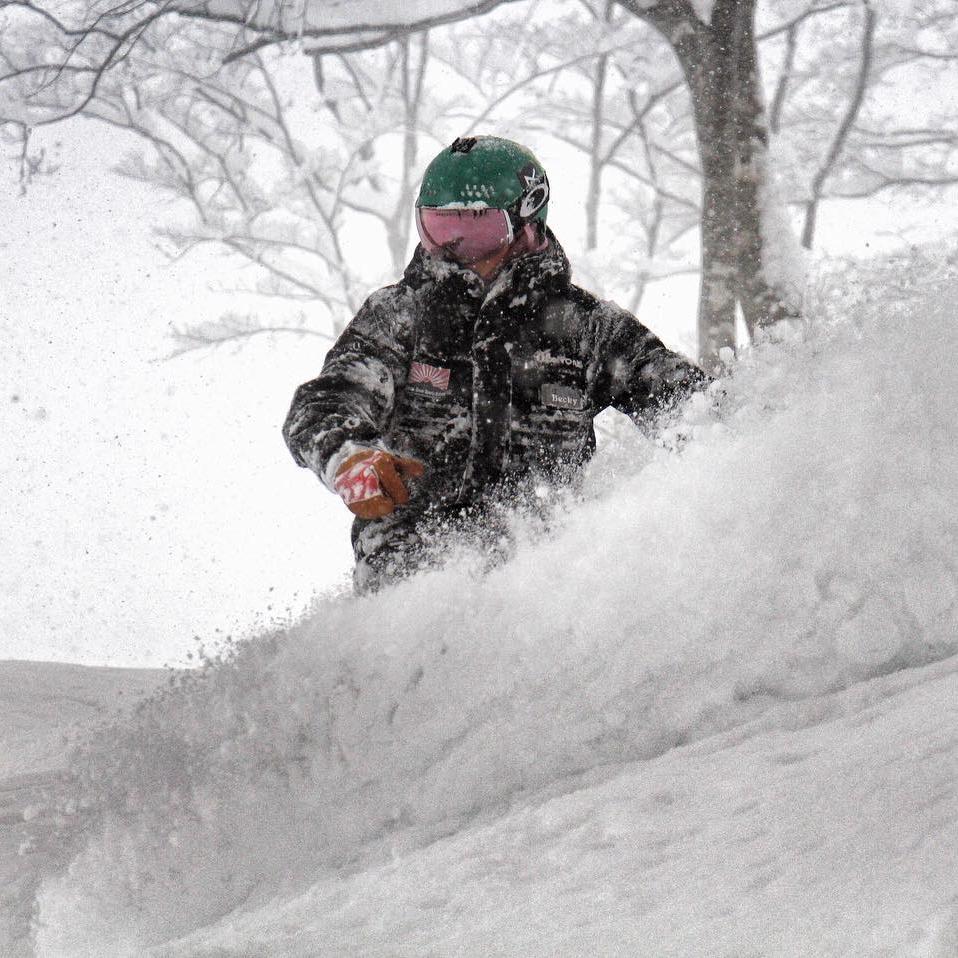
[801,0,876,248]
[163,313,333,359]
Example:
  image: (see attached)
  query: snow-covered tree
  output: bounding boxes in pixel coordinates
[2,0,956,364]
[763,0,958,249]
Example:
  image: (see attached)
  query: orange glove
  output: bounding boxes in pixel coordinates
[333,449,425,519]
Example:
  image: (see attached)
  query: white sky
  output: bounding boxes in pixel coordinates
[0,112,951,668]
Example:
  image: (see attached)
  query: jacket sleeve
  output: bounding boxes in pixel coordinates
[282,288,415,489]
[588,301,709,432]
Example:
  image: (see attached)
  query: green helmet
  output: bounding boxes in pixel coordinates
[416,135,550,226]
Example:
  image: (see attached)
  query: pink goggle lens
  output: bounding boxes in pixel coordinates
[416,207,514,264]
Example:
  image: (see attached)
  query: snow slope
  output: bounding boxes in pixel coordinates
[14,249,958,955]
[0,661,164,779]
[153,655,958,957]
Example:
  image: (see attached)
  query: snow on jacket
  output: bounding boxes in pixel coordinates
[283,229,706,516]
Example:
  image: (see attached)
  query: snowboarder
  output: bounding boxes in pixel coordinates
[283,135,707,592]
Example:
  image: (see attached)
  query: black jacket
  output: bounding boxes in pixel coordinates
[284,230,705,517]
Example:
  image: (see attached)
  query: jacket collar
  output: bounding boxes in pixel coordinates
[403,227,571,311]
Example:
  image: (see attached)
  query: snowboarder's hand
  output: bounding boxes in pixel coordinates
[333,449,425,519]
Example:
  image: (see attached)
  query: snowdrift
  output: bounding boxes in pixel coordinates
[28,250,958,955]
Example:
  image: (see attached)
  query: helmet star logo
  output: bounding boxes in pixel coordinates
[520,167,545,191]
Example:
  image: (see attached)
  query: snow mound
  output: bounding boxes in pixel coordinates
[32,252,958,956]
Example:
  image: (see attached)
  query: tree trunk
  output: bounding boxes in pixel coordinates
[619,0,803,371]
[585,47,608,251]
[685,0,801,369]
[585,2,615,251]
[385,35,429,275]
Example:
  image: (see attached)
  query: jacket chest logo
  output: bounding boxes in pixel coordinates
[409,360,451,392]
[532,349,583,370]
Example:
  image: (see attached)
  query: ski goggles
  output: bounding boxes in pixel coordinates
[415,207,515,264]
